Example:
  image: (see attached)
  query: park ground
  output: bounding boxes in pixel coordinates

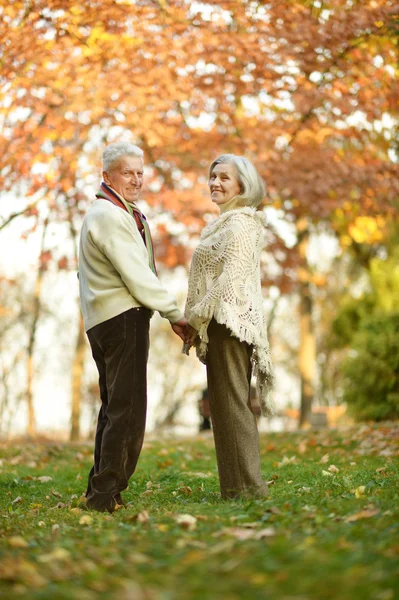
[0,424,398,600]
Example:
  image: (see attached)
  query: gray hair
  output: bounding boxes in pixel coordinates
[102,142,144,172]
[209,154,266,208]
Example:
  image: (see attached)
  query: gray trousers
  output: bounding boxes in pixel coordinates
[206,319,269,499]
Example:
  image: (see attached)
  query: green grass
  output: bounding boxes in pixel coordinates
[1,424,398,599]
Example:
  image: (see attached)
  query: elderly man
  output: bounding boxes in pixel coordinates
[79,141,187,512]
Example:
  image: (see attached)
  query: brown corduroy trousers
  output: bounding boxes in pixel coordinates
[206,319,269,499]
[85,307,150,511]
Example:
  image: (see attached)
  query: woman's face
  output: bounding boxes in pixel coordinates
[209,163,241,206]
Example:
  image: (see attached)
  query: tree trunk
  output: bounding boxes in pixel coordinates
[70,311,85,441]
[297,219,316,428]
[26,218,48,437]
[67,196,85,442]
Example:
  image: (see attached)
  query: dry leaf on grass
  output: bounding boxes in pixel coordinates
[322,470,334,477]
[38,548,70,563]
[319,454,329,464]
[345,508,380,523]
[215,527,276,540]
[354,485,366,498]
[178,486,192,495]
[328,465,339,473]
[8,536,28,548]
[136,511,150,524]
[174,514,197,531]
[277,456,297,467]
[37,476,52,483]
[79,515,93,526]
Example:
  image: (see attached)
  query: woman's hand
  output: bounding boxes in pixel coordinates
[184,324,198,346]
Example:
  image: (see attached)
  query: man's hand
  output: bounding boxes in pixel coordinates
[171,318,188,342]
[184,324,197,346]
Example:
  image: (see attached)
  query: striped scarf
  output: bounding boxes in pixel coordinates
[96,182,157,275]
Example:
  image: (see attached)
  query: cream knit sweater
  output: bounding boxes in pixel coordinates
[185,207,274,414]
[79,199,183,331]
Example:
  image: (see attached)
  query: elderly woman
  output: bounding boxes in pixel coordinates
[184,154,274,500]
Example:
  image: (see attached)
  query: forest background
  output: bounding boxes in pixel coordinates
[0,0,398,441]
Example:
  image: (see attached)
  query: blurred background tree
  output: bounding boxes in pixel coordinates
[0,0,398,437]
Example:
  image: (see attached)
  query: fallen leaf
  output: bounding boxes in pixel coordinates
[345,509,380,523]
[11,496,22,505]
[79,515,93,526]
[354,485,366,498]
[8,536,28,548]
[265,506,283,515]
[322,470,333,477]
[298,441,307,454]
[277,456,297,467]
[38,548,70,563]
[174,514,197,531]
[136,511,150,524]
[69,508,82,515]
[215,527,276,540]
[37,476,52,483]
[51,490,62,498]
[376,466,387,473]
[178,486,192,496]
[328,465,339,473]
[185,471,211,478]
[256,527,277,539]
[319,453,329,464]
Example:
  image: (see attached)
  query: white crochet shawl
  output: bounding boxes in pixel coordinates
[185,207,274,415]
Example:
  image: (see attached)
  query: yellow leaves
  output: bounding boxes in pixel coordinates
[38,548,71,563]
[354,485,367,499]
[8,536,29,548]
[79,515,93,526]
[0,558,47,588]
[348,216,386,245]
[82,25,118,58]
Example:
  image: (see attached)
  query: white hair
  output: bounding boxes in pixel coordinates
[102,142,144,172]
[209,154,266,208]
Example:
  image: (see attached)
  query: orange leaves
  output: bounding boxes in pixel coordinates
[0,0,397,277]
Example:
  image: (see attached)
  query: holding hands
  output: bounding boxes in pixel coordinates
[171,318,198,352]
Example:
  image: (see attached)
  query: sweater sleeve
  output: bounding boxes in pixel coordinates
[187,217,259,329]
[98,213,184,324]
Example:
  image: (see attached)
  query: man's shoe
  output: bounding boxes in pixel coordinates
[114,493,125,506]
[86,495,117,514]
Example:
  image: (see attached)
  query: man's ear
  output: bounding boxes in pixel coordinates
[103,171,110,184]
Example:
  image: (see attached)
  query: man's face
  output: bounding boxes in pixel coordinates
[103,155,144,202]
